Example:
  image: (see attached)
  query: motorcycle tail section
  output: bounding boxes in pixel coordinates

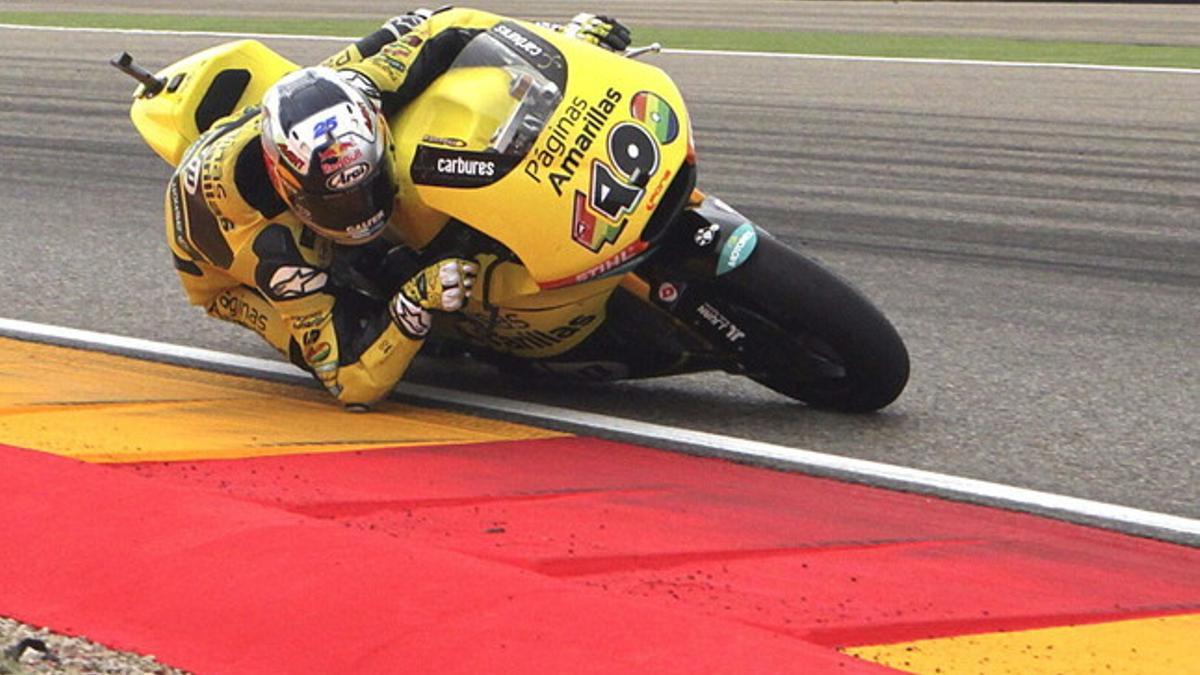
[122,40,298,167]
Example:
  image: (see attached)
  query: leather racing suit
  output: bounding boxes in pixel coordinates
[165,8,534,407]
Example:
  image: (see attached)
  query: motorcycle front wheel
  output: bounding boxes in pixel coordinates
[720,230,910,412]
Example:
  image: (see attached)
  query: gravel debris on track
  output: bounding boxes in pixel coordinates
[0,618,186,675]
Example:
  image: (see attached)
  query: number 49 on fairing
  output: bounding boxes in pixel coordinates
[572,122,660,253]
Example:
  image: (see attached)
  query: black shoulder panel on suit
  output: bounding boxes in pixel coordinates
[252,224,334,301]
[235,139,289,218]
[252,224,305,292]
[181,183,234,269]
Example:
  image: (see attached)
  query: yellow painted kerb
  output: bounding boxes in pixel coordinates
[0,338,565,463]
[844,612,1200,675]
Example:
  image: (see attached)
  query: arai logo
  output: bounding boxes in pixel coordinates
[716,223,758,276]
[326,163,370,190]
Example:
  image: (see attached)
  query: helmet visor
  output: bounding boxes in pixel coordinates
[290,159,397,245]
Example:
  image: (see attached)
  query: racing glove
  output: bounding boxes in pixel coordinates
[382,9,434,40]
[561,14,632,52]
[390,258,477,338]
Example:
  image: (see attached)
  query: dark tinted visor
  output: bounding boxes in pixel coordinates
[292,160,397,245]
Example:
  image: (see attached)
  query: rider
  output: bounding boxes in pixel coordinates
[166,8,631,410]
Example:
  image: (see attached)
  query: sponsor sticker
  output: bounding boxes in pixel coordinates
[168,179,194,257]
[436,156,496,177]
[319,142,364,176]
[493,23,543,57]
[489,22,567,88]
[523,90,623,197]
[697,302,747,343]
[455,311,596,354]
[716,223,758,276]
[279,143,311,175]
[326,162,371,190]
[645,168,674,212]
[269,266,328,300]
[540,239,650,289]
[422,135,468,148]
[346,210,386,240]
[381,43,411,74]
[211,291,269,335]
[657,282,680,304]
[313,361,338,385]
[410,146,520,188]
[291,311,329,330]
[383,43,412,59]
[305,341,332,364]
[694,223,720,247]
[631,91,679,145]
[182,154,202,194]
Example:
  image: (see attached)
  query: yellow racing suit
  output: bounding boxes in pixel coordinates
[165,8,508,407]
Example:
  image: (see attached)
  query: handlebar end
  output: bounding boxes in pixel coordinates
[110,51,166,97]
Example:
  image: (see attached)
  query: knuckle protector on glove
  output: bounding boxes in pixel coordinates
[438,263,461,288]
[401,258,476,313]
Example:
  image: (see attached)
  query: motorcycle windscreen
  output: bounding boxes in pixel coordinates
[406,31,563,161]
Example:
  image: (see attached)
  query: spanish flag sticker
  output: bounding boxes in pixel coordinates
[631,91,679,145]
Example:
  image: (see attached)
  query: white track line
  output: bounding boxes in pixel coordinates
[3,22,1200,75]
[3,317,1199,540]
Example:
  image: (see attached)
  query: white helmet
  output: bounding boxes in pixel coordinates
[260,67,396,245]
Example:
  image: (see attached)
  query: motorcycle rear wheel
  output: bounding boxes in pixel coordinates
[722,231,910,412]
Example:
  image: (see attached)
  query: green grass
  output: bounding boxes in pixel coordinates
[642,28,1200,70]
[4,11,1200,70]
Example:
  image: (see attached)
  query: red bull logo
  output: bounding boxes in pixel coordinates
[319,141,364,175]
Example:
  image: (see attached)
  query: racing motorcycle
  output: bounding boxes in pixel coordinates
[112,14,909,412]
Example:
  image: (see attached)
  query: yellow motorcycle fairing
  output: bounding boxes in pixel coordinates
[447,257,622,359]
[388,20,692,293]
[127,40,297,167]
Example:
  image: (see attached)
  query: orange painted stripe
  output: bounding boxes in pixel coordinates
[0,337,564,462]
[845,612,1200,674]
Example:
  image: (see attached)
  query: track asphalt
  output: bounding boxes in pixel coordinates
[3,23,1197,525]
[2,338,1198,673]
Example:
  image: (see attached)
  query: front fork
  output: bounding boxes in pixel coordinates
[623,190,772,370]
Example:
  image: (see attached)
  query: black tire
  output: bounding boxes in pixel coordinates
[720,230,909,412]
